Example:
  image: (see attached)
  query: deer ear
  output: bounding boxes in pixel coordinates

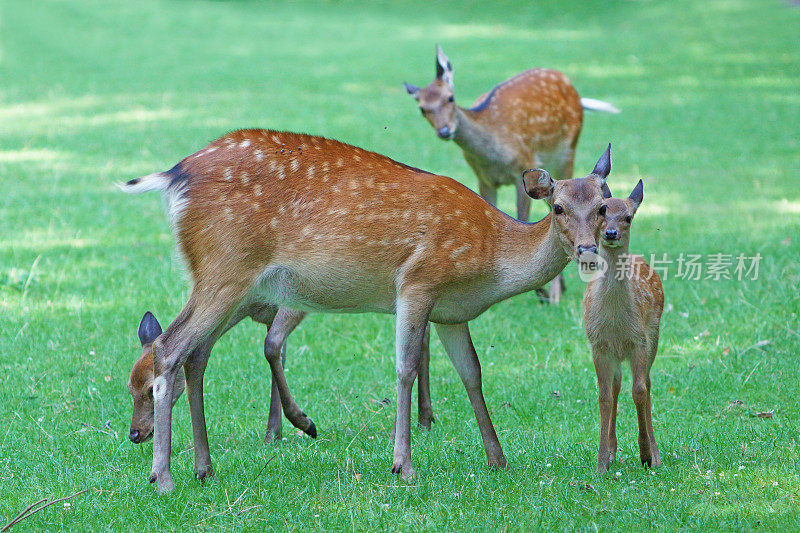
[591,143,612,186]
[522,169,554,200]
[403,82,420,97]
[602,183,612,199]
[628,179,644,211]
[435,45,454,88]
[138,311,162,346]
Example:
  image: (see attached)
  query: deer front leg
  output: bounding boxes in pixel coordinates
[150,291,241,493]
[417,324,434,429]
[478,181,498,207]
[609,365,622,462]
[391,297,431,480]
[263,308,315,438]
[434,322,507,469]
[594,353,615,473]
[264,339,287,442]
[631,354,655,468]
[515,178,531,222]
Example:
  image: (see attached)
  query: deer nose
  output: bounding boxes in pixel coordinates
[129,430,141,443]
[577,244,598,256]
[436,126,452,139]
[604,229,618,240]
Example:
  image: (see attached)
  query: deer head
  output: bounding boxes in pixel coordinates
[404,45,457,140]
[127,312,184,444]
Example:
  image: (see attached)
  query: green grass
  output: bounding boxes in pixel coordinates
[1,0,799,530]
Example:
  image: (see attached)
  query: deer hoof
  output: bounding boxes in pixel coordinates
[304,420,317,439]
[391,461,417,481]
[195,465,214,482]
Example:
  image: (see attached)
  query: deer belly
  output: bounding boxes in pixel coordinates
[251,265,396,313]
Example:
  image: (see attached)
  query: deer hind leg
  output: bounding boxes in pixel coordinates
[264,339,288,442]
[391,322,434,438]
[417,324,434,430]
[631,353,656,468]
[149,287,246,493]
[435,322,507,470]
[594,353,616,473]
[262,307,314,438]
[183,338,215,482]
[247,305,286,442]
[391,295,432,480]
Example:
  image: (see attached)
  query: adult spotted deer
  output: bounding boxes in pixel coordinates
[121,129,613,492]
[582,180,663,472]
[404,45,619,303]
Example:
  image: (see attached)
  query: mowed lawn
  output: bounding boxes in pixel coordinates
[1,0,799,530]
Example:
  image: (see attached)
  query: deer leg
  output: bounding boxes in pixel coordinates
[515,178,531,222]
[647,333,662,467]
[263,307,314,438]
[644,373,661,467]
[609,364,622,462]
[478,181,498,207]
[264,339,287,442]
[149,288,244,493]
[391,297,431,480]
[594,353,615,473]
[391,322,433,438]
[183,339,215,482]
[631,354,655,468]
[434,322,507,469]
[247,306,285,443]
[417,324,434,430]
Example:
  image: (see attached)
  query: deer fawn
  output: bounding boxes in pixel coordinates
[404,45,619,303]
[121,129,613,492]
[582,179,663,472]
[128,305,304,446]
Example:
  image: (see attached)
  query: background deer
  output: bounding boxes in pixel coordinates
[582,180,663,472]
[404,45,619,303]
[128,306,304,446]
[121,130,613,492]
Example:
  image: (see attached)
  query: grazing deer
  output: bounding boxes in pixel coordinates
[582,180,663,472]
[121,129,613,492]
[128,306,303,446]
[404,45,619,303]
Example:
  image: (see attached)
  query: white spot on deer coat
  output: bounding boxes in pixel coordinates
[450,244,471,258]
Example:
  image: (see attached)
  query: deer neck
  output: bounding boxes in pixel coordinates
[492,214,570,299]
[453,107,511,164]
[594,243,634,303]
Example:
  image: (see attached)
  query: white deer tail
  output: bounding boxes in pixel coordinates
[117,172,172,194]
[580,98,620,114]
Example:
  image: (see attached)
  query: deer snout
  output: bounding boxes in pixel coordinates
[603,229,619,241]
[577,244,598,256]
[436,126,453,140]
[129,429,142,443]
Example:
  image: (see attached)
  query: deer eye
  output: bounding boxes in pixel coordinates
[598,205,607,216]
[553,204,564,215]
[447,95,454,103]
[625,215,632,223]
